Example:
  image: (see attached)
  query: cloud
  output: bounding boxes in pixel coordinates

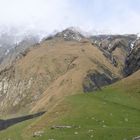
[0,0,140,35]
[0,0,71,34]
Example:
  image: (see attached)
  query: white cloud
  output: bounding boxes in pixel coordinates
[0,0,140,35]
[0,0,71,34]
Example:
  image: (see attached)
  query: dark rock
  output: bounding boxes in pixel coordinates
[33,131,44,137]
[124,42,140,76]
[83,71,118,92]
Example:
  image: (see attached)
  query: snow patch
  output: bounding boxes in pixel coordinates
[5,49,10,55]
[137,33,140,38]
[130,42,135,50]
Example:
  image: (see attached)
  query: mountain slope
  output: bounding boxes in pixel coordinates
[0,34,121,115]
[0,32,39,72]
[90,35,137,71]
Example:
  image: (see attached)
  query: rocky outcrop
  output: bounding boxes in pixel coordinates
[124,40,140,76]
[0,35,39,72]
[90,35,137,71]
[55,27,84,41]
[83,69,118,92]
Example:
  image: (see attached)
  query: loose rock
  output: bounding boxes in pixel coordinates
[51,125,73,129]
[133,136,140,140]
[33,131,44,137]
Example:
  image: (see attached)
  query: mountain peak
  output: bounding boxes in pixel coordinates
[55,27,85,41]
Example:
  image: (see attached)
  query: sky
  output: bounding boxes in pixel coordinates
[0,0,140,35]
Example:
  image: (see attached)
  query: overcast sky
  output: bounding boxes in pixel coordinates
[0,0,140,35]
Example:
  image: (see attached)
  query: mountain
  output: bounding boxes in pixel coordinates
[0,30,121,115]
[0,28,140,139]
[0,28,140,115]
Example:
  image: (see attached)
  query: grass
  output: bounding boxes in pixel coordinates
[0,82,140,140]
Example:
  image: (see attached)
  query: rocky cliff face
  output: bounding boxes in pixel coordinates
[0,35,39,72]
[124,39,140,76]
[83,70,118,92]
[90,35,137,71]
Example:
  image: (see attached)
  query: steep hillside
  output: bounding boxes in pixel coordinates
[0,34,39,72]
[0,31,121,115]
[90,35,137,71]
[124,39,140,76]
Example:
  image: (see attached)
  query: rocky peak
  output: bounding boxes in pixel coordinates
[90,35,137,52]
[55,27,85,41]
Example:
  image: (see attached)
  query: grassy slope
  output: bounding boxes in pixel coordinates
[0,71,140,140]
